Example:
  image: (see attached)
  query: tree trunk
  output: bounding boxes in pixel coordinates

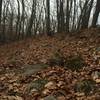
[60,0,64,32]
[16,0,20,39]
[0,0,2,24]
[81,0,94,29]
[26,0,36,37]
[46,0,51,35]
[56,0,60,32]
[92,0,100,27]
[66,0,70,32]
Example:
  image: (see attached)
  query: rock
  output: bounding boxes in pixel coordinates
[22,64,49,76]
[43,95,56,100]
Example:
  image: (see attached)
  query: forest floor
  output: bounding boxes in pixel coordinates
[0,28,100,100]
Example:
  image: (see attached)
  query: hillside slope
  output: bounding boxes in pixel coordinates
[0,28,100,100]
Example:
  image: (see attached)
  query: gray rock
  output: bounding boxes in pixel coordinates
[22,64,49,76]
[44,95,56,100]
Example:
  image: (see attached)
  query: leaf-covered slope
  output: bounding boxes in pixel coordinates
[0,28,100,100]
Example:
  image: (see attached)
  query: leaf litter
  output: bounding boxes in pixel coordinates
[0,28,100,100]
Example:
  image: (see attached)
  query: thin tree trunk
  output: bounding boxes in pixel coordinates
[56,0,60,32]
[66,0,70,32]
[0,0,2,24]
[46,0,51,35]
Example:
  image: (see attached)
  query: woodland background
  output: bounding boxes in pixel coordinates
[0,0,100,41]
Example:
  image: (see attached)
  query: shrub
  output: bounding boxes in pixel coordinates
[27,79,48,93]
[65,55,85,71]
[74,79,96,95]
[48,50,65,67]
